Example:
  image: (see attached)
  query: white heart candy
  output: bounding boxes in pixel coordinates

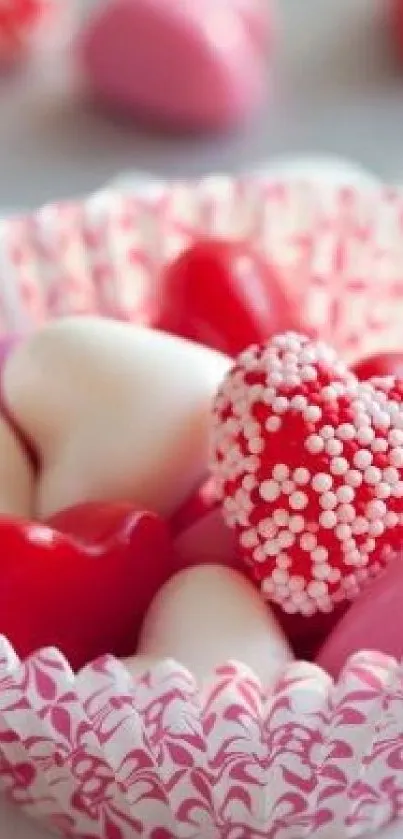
[3,317,230,519]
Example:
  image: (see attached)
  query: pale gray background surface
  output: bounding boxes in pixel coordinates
[1,0,403,211]
[1,0,403,835]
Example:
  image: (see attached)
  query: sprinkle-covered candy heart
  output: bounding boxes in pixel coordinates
[210,332,403,616]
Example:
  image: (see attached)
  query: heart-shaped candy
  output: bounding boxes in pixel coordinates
[170,478,241,571]
[78,0,270,131]
[353,352,403,382]
[316,558,403,677]
[3,318,230,520]
[154,239,302,357]
[210,333,403,617]
[0,503,173,670]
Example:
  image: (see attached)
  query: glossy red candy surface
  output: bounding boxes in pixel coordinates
[0,503,173,670]
[154,239,302,356]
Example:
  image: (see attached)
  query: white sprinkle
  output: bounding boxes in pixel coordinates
[320,491,338,510]
[260,480,281,502]
[368,520,385,537]
[330,457,349,476]
[293,467,310,485]
[393,481,403,498]
[289,491,308,511]
[337,504,356,524]
[353,449,373,470]
[385,511,399,527]
[272,568,288,583]
[253,546,266,563]
[248,437,264,454]
[319,510,337,529]
[277,553,292,569]
[304,405,322,423]
[344,549,362,567]
[345,469,363,488]
[363,537,376,554]
[301,365,317,382]
[351,517,369,536]
[336,485,355,504]
[390,447,403,468]
[289,515,305,534]
[273,464,289,482]
[326,438,343,456]
[383,466,399,485]
[273,396,289,414]
[306,435,325,455]
[389,429,403,446]
[371,438,388,453]
[336,423,356,441]
[269,372,283,388]
[240,529,259,548]
[300,533,317,551]
[357,427,375,445]
[266,416,281,433]
[375,481,391,500]
[364,465,382,485]
[366,499,387,520]
[290,395,308,411]
[289,576,305,592]
[273,508,289,527]
[312,546,328,563]
[258,519,278,538]
[277,530,295,549]
[300,601,317,616]
[321,385,338,400]
[320,425,335,440]
[312,473,333,493]
[313,564,332,580]
[308,580,328,597]
[282,601,298,614]
[335,523,352,541]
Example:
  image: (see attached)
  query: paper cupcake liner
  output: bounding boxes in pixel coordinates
[0,639,402,838]
[1,175,403,364]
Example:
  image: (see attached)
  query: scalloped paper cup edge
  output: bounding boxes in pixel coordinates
[0,637,402,838]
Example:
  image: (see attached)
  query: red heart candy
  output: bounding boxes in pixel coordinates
[210,333,403,618]
[154,239,302,357]
[352,352,403,382]
[170,478,241,571]
[0,503,173,670]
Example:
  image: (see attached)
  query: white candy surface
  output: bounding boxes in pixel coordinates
[131,565,293,688]
[3,317,231,520]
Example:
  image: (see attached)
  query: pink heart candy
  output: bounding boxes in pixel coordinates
[316,559,403,678]
[78,0,272,131]
[171,479,241,571]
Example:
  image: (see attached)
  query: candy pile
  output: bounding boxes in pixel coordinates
[0,236,402,684]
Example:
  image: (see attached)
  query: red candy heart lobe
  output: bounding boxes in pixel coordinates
[0,503,173,670]
[353,351,403,382]
[210,333,403,617]
[154,238,302,357]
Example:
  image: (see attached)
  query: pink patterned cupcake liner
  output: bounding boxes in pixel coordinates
[1,177,403,363]
[0,642,402,837]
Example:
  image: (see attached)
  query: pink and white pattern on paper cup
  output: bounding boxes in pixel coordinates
[1,637,403,838]
[1,176,403,364]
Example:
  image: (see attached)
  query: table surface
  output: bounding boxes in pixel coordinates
[2,0,403,213]
[2,0,403,835]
